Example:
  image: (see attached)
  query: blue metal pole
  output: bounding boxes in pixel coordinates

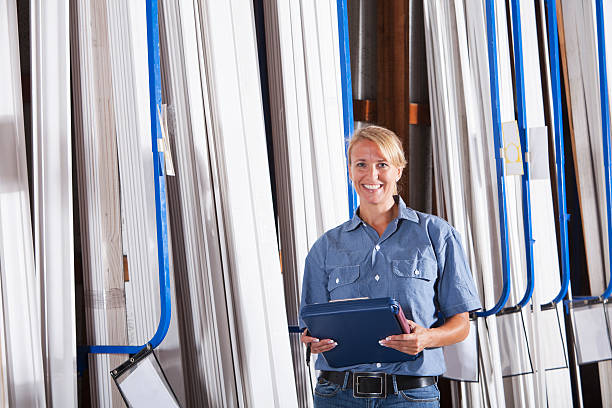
[545,0,571,305]
[595,0,612,299]
[82,0,171,355]
[337,0,359,217]
[509,0,535,309]
[477,0,513,317]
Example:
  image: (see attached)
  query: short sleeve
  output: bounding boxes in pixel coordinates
[436,230,482,318]
[298,237,329,329]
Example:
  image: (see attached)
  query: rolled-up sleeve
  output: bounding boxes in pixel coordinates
[436,230,482,318]
[299,237,329,329]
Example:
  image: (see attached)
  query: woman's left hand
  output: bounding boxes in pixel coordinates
[379,320,432,355]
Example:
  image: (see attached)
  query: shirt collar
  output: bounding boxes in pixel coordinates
[344,196,419,232]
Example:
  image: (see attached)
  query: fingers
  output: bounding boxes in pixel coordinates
[310,339,337,354]
[406,320,418,332]
[384,334,410,341]
[379,334,422,355]
[300,330,337,354]
[379,339,420,355]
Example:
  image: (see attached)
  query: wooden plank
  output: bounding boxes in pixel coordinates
[353,98,377,122]
[377,0,410,199]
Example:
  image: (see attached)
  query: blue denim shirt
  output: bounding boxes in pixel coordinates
[299,197,481,376]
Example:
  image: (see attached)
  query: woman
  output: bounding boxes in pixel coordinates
[299,125,481,407]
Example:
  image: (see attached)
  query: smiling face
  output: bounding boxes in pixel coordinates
[349,139,402,208]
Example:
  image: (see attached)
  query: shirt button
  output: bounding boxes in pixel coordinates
[375,245,380,251]
[376,363,382,368]
[414,269,420,276]
[336,278,339,284]
[375,275,380,281]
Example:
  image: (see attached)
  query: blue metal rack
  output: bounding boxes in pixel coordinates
[595,0,612,300]
[477,0,513,317]
[79,0,172,356]
[544,0,571,307]
[507,0,536,311]
[337,0,359,217]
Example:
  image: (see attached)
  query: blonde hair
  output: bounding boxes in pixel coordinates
[348,125,407,169]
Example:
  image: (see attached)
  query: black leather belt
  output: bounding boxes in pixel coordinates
[320,370,437,398]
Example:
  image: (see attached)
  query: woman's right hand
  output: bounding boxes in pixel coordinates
[301,329,337,354]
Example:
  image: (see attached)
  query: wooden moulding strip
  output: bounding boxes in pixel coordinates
[353,98,377,122]
[376,0,410,198]
[408,102,430,125]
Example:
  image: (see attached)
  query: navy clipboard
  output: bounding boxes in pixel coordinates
[301,297,418,367]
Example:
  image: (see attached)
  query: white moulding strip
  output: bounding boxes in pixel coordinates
[197,0,298,405]
[0,0,46,406]
[30,0,77,406]
[157,0,239,405]
[105,0,159,348]
[70,0,128,405]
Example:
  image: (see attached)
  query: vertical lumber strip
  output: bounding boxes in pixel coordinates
[30,0,77,405]
[0,0,46,405]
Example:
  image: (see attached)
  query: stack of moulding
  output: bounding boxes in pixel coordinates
[559,2,608,289]
[70,0,128,405]
[515,0,571,406]
[0,0,45,405]
[103,0,187,403]
[30,0,77,406]
[560,0,612,404]
[158,0,239,405]
[195,0,298,405]
[423,1,506,407]
[462,1,509,405]
[262,0,350,405]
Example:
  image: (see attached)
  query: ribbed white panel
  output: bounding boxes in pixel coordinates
[262,0,350,406]
[70,0,128,405]
[196,0,298,405]
[30,0,77,406]
[424,2,506,407]
[157,0,239,406]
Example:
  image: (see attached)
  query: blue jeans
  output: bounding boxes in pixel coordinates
[313,374,440,408]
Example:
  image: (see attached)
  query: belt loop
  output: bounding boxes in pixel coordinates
[392,374,398,394]
[342,371,350,390]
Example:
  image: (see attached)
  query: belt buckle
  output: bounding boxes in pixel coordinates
[353,372,386,398]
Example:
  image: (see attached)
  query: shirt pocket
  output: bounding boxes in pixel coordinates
[391,253,437,306]
[327,265,360,300]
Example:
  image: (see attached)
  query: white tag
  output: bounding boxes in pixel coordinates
[443,319,479,382]
[157,105,175,176]
[528,126,549,180]
[501,121,523,176]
